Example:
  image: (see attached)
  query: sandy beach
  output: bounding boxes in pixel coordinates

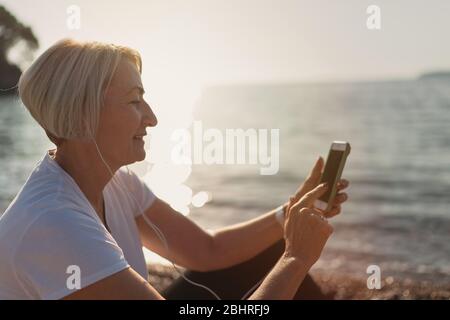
[148,263,450,300]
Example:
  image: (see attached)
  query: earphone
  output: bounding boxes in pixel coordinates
[89,134,264,300]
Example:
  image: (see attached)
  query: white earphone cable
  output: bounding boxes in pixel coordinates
[91,137,224,300]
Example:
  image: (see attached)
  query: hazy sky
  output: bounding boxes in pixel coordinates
[3,0,450,86]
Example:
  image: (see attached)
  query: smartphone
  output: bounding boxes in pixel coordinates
[314,141,351,212]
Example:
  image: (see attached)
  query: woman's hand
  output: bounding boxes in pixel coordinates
[287,156,350,218]
[283,183,334,268]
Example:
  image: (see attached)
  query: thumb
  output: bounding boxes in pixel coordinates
[291,182,328,211]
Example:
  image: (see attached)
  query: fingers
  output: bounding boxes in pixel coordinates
[336,179,349,191]
[293,189,347,219]
[291,182,328,211]
[299,207,334,233]
[299,207,326,220]
[285,196,296,219]
[310,207,328,220]
[291,157,326,205]
[305,156,324,187]
[323,204,341,218]
[333,192,348,204]
[314,192,346,218]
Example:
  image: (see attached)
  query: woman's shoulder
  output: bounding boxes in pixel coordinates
[7,205,126,300]
[0,199,106,284]
[0,158,99,250]
[2,163,90,224]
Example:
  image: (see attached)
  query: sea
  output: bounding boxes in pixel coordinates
[1,79,449,286]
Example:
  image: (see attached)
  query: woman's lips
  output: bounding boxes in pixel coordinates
[133,134,146,140]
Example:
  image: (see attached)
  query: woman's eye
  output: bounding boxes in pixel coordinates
[130,100,141,105]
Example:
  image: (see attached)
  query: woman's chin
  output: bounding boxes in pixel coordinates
[124,140,147,164]
[133,144,147,162]
[136,151,146,162]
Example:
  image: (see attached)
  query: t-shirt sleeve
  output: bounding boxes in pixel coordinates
[116,168,156,217]
[14,210,130,300]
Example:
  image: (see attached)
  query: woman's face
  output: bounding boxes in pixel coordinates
[95,58,157,168]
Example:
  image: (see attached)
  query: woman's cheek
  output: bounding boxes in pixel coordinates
[123,106,142,129]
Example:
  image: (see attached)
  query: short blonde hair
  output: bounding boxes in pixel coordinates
[18,39,142,144]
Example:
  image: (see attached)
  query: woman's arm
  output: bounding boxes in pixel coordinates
[136,197,285,271]
[249,184,335,300]
[136,195,284,272]
[207,206,286,270]
[63,267,165,300]
[136,157,348,272]
[136,197,216,272]
[61,256,305,300]
[248,255,310,300]
[65,183,333,300]
[209,178,348,270]
[136,189,345,273]
[67,180,337,300]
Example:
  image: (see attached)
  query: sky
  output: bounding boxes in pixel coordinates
[3,0,450,87]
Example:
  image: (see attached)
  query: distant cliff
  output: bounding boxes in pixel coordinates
[0,5,39,95]
[418,71,450,81]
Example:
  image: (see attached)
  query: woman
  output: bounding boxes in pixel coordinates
[0,39,349,300]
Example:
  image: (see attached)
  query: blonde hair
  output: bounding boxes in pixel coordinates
[18,39,142,145]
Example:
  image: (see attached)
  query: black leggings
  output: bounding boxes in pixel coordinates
[162,239,328,300]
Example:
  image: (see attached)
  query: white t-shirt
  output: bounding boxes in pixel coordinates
[0,150,156,300]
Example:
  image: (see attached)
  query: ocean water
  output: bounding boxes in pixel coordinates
[1,79,449,286]
[188,80,450,286]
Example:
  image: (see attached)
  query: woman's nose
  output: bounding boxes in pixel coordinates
[142,101,158,127]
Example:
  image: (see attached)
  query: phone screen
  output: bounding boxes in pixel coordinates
[318,149,345,203]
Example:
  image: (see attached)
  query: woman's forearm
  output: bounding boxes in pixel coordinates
[209,205,286,270]
[248,255,309,300]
